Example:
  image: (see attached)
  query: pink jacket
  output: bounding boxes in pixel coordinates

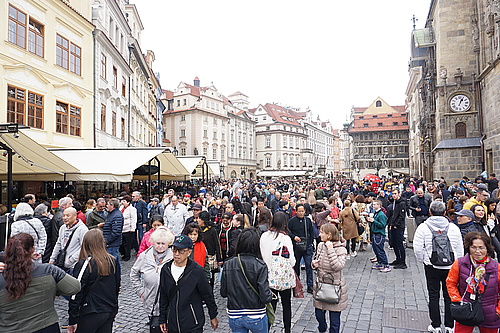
[137,228,154,257]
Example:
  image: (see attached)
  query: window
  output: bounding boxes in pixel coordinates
[112,111,116,136]
[359,116,364,119]
[56,101,68,134]
[372,115,377,118]
[376,100,382,107]
[456,122,466,138]
[402,121,408,125]
[7,85,26,124]
[8,5,26,48]
[56,35,69,70]
[101,53,106,78]
[121,77,126,97]
[265,136,271,147]
[283,135,287,147]
[69,43,81,75]
[69,105,81,136]
[177,100,180,107]
[266,126,270,130]
[121,117,125,140]
[180,129,185,137]
[213,131,217,139]
[263,116,267,121]
[28,18,44,57]
[213,148,217,159]
[113,67,117,89]
[27,91,43,129]
[378,122,382,127]
[265,156,271,167]
[181,115,186,121]
[100,104,106,131]
[283,155,288,167]
[203,129,208,137]
[183,99,186,106]
[393,122,399,126]
[388,114,392,118]
[180,148,186,156]
[221,133,225,140]
[203,147,208,156]
[363,123,368,128]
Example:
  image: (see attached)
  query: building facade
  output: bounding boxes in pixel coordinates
[302,110,335,176]
[1,0,94,147]
[407,0,500,179]
[347,98,409,179]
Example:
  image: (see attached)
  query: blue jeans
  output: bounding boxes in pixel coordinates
[294,244,313,289]
[228,315,268,333]
[107,246,121,276]
[315,309,341,333]
[372,233,388,265]
[137,223,145,242]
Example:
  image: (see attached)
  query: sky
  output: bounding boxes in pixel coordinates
[133,0,432,130]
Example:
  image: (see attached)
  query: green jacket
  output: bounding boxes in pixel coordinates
[371,209,387,236]
[86,209,107,229]
[0,263,80,332]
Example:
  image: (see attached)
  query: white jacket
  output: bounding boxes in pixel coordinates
[413,216,464,269]
[120,204,137,233]
[163,203,189,236]
[260,231,296,269]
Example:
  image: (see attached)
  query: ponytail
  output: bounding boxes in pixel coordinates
[4,233,34,301]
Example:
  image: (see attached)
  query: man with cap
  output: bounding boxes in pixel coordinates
[158,236,218,333]
[148,197,164,220]
[456,209,478,240]
[462,183,489,212]
[185,203,203,225]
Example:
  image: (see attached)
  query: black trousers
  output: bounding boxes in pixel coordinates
[345,238,357,254]
[34,323,59,333]
[120,231,135,260]
[424,265,453,329]
[270,288,292,333]
[76,310,117,333]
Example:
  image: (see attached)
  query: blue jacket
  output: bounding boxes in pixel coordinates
[132,200,148,226]
[103,208,123,248]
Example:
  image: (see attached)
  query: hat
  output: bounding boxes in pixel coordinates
[184,193,191,198]
[476,183,488,191]
[367,192,377,197]
[151,197,159,202]
[192,203,202,210]
[456,209,475,220]
[171,235,193,249]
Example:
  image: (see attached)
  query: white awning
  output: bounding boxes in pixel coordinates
[133,150,190,180]
[177,156,214,177]
[0,130,79,181]
[257,170,308,177]
[50,148,168,182]
[207,160,220,177]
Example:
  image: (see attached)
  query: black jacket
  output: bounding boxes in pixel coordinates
[408,194,432,217]
[288,215,315,246]
[35,214,52,263]
[387,198,406,229]
[220,254,272,310]
[159,259,217,332]
[69,257,120,325]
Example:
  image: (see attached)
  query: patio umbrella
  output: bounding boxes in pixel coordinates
[363,174,381,183]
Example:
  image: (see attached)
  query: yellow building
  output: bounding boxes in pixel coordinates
[0,0,94,148]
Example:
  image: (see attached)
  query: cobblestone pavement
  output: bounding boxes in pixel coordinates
[55,242,438,332]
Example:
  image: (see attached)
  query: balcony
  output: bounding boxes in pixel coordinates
[300,148,313,154]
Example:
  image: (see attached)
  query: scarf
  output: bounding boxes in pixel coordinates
[153,248,169,266]
[466,255,490,295]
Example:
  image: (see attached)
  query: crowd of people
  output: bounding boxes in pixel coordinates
[0,174,500,333]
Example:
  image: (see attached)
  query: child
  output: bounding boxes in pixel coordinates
[368,200,391,273]
[312,223,347,333]
[182,222,210,280]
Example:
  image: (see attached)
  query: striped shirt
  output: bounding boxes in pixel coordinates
[227,307,266,319]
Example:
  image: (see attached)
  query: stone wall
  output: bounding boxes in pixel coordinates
[433,148,482,180]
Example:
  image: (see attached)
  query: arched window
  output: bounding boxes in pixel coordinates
[456,122,466,138]
[376,100,382,107]
[230,170,237,178]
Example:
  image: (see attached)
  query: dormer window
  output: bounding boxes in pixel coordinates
[372,115,377,118]
[376,100,382,107]
[359,116,364,119]
[363,123,368,128]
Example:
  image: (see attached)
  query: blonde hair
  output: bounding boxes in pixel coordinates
[150,226,175,245]
[320,223,340,242]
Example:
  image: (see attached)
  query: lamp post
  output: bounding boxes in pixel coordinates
[220,164,225,179]
[240,166,248,179]
[372,158,383,177]
[172,146,178,156]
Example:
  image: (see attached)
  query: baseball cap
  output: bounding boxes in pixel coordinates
[151,197,159,202]
[171,235,193,249]
[456,209,475,219]
[476,183,488,191]
[183,193,191,198]
[192,203,202,210]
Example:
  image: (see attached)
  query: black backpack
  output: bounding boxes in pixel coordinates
[427,223,455,266]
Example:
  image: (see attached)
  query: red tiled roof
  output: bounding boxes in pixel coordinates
[162,89,174,99]
[349,112,408,133]
[262,103,303,126]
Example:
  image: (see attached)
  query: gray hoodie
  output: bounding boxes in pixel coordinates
[50,220,88,269]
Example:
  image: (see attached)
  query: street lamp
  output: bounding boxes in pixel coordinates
[241,166,248,178]
[172,146,178,156]
[220,164,225,179]
[372,158,383,176]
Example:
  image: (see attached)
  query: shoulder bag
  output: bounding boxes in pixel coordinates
[450,273,490,326]
[314,271,342,304]
[268,236,295,291]
[54,226,79,268]
[293,218,308,253]
[237,255,276,325]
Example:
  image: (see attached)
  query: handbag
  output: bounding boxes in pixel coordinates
[314,271,342,304]
[293,271,304,298]
[450,273,489,326]
[208,254,218,271]
[238,255,276,325]
[268,237,295,291]
[54,226,79,268]
[357,223,365,236]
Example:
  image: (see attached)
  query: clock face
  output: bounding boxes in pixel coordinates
[449,94,471,112]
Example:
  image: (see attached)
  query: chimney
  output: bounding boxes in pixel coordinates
[194,76,200,87]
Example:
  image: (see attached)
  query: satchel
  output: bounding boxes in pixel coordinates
[238,255,277,325]
[293,271,304,298]
[268,238,295,291]
[293,217,309,252]
[54,226,79,268]
[450,273,489,326]
[314,272,341,304]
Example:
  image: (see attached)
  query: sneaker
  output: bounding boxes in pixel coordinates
[428,325,442,333]
[394,263,408,269]
[372,264,384,270]
[351,251,358,257]
[444,328,453,333]
[389,260,399,266]
[380,266,392,273]
[370,256,378,262]
[346,254,351,260]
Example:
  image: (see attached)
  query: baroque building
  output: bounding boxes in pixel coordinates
[1,0,94,147]
[347,98,409,179]
[302,110,335,176]
[407,0,500,179]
